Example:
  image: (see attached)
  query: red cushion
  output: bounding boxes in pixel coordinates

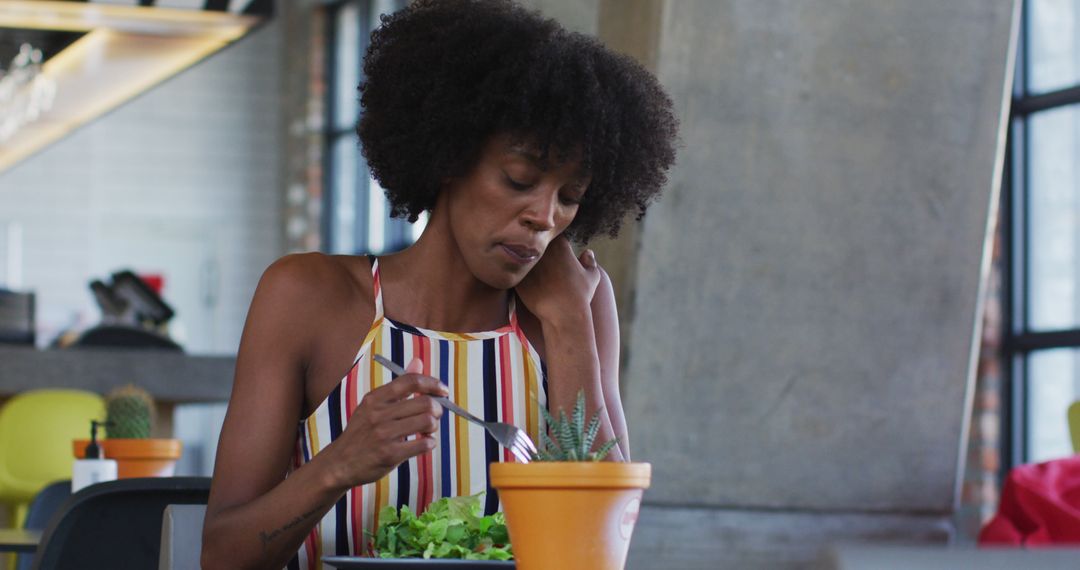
[979,455,1080,545]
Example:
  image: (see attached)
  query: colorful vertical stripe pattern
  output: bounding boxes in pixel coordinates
[287,258,547,570]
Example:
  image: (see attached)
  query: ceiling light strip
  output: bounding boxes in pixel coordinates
[0,2,264,33]
[84,0,272,15]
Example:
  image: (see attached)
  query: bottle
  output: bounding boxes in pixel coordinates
[72,419,118,493]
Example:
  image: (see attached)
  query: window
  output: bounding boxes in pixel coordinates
[323,0,426,255]
[1005,0,1080,466]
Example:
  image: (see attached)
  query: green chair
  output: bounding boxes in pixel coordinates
[1069,400,1080,453]
[0,390,105,528]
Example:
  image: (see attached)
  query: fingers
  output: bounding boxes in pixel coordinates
[367,434,438,476]
[383,394,444,422]
[578,248,597,269]
[392,436,438,459]
[378,412,442,441]
[375,371,449,402]
[405,356,423,374]
[544,235,573,258]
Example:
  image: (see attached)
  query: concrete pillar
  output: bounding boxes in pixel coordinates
[621,0,1017,567]
[516,0,598,35]
[589,0,665,371]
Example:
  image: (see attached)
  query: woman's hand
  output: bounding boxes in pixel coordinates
[325,358,447,489]
[516,236,602,325]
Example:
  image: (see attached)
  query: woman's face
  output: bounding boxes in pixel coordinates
[441,134,590,290]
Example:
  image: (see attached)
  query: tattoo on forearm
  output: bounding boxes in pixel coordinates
[258,507,321,551]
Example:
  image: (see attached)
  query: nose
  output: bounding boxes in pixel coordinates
[521,188,558,232]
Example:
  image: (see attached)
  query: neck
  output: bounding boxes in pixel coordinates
[376,212,508,332]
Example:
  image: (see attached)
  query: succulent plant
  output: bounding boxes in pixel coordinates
[535,390,619,462]
[105,384,154,439]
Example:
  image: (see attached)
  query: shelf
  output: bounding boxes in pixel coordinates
[0,345,234,402]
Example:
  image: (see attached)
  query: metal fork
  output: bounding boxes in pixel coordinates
[372,354,537,463]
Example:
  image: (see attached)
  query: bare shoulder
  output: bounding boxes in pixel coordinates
[260,252,363,291]
[249,253,374,346]
[258,253,373,309]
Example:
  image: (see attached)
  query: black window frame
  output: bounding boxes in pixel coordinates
[323,0,413,255]
[1002,0,1080,472]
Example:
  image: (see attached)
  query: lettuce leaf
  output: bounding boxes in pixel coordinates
[370,494,513,560]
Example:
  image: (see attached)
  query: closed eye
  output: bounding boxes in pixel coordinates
[504,173,532,191]
[560,183,586,206]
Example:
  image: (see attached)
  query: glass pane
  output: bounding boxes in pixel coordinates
[412,211,429,242]
[364,1,412,256]
[326,0,412,257]
[332,136,358,254]
[1029,0,1080,94]
[372,0,405,23]
[1028,349,1080,462]
[368,175,386,254]
[334,2,360,131]
[1028,105,1080,331]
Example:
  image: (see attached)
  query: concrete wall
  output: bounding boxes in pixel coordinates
[518,0,598,35]
[633,0,1015,511]
[522,0,1017,567]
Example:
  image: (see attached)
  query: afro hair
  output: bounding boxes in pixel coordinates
[358,0,678,242]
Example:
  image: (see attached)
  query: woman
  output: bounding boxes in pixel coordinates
[201,0,677,568]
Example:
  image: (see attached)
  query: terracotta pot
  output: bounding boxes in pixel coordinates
[490,462,650,570]
[73,438,182,478]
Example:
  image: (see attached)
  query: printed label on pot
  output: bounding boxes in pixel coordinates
[619,496,641,541]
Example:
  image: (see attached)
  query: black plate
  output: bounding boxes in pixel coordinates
[322,557,515,569]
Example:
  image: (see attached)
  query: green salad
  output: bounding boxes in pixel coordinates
[371,494,513,560]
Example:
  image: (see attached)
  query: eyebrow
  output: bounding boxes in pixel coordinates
[507,145,546,167]
[506,145,590,181]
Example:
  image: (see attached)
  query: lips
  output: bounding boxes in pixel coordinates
[499,243,541,264]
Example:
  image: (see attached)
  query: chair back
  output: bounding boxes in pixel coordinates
[32,477,210,570]
[21,481,71,531]
[17,481,71,570]
[0,390,104,507]
[158,504,206,570]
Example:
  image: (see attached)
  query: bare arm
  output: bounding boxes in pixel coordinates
[201,255,446,569]
[201,255,335,569]
[592,268,630,459]
[517,239,630,461]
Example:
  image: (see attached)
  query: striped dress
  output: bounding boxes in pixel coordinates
[287,257,548,569]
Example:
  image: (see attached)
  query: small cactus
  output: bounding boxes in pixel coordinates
[536,390,619,462]
[105,384,154,439]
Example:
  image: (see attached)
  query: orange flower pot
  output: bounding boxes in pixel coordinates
[73,438,182,478]
[490,462,650,570]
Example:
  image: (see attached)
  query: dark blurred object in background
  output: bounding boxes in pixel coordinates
[0,289,34,345]
[90,270,174,328]
[68,270,180,351]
